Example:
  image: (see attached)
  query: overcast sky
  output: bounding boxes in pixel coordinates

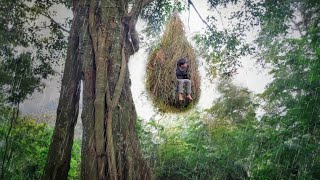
[20,0,272,121]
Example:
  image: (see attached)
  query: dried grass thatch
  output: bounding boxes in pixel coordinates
[146,13,201,113]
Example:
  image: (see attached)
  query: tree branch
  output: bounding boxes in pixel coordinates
[19,3,70,33]
[188,0,214,32]
[128,0,155,18]
[40,13,70,33]
[291,19,303,36]
[123,0,155,55]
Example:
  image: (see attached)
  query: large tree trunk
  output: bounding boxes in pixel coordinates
[81,0,153,179]
[43,0,154,179]
[42,1,83,179]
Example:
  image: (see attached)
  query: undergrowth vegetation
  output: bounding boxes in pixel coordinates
[137,76,320,179]
[0,105,81,179]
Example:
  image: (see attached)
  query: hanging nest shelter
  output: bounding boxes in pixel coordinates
[146,13,201,113]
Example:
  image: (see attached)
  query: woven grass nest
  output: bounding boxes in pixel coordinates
[146,13,201,113]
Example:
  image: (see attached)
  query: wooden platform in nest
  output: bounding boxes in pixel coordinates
[146,13,201,113]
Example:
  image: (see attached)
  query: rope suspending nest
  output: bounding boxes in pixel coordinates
[146,13,201,113]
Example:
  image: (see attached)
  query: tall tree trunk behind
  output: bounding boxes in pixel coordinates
[80,0,97,178]
[42,1,83,179]
[81,0,153,179]
[43,0,154,179]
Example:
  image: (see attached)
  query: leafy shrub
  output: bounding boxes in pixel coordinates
[0,108,81,179]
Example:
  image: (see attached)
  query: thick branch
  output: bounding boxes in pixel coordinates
[123,0,156,55]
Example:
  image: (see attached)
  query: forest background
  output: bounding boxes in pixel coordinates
[0,0,319,179]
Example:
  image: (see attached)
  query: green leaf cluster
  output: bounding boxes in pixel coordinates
[0,103,81,179]
[0,0,70,104]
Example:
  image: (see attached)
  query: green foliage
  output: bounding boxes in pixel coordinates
[203,79,258,179]
[136,118,163,169]
[0,1,74,178]
[206,78,256,125]
[0,105,81,179]
[156,114,216,180]
[191,1,320,177]
[138,59,319,178]
[0,115,52,179]
[0,52,44,104]
[141,0,187,36]
[69,139,81,180]
[137,112,255,179]
[194,29,252,77]
[194,0,258,77]
[251,19,320,180]
[0,0,318,179]
[137,80,257,179]
[194,0,319,77]
[0,0,70,104]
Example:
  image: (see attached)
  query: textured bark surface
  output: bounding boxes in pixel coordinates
[81,0,154,179]
[43,0,154,179]
[42,1,83,179]
[80,3,98,178]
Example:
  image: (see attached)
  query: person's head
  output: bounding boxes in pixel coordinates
[177,58,188,68]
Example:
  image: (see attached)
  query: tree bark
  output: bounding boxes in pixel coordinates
[80,2,98,178]
[43,0,154,179]
[80,0,154,179]
[42,1,83,179]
